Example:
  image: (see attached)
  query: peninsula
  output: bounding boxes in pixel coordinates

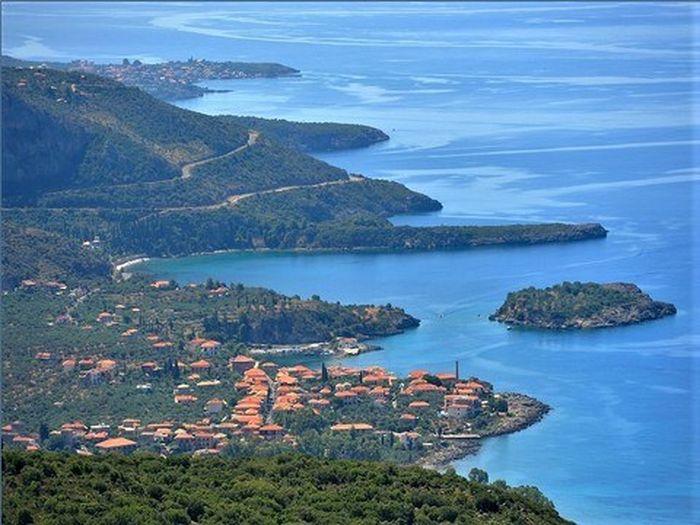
[490,281,677,329]
[3,278,547,471]
[2,55,299,100]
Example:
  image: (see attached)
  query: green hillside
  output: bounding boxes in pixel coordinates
[224,116,389,152]
[2,452,571,524]
[2,65,606,265]
[1,222,110,289]
[2,67,248,201]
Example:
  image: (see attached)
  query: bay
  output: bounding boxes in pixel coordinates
[4,2,699,522]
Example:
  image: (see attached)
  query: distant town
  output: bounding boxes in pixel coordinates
[3,55,299,100]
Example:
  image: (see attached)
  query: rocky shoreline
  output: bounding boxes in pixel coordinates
[418,393,550,471]
[491,281,676,330]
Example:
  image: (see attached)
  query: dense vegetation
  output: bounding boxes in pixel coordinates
[2,66,248,202]
[1,278,417,427]
[225,116,389,152]
[2,452,570,524]
[490,281,677,329]
[2,65,606,261]
[1,222,110,289]
[36,138,349,209]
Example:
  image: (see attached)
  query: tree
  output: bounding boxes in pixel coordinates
[39,422,49,443]
[321,362,329,383]
[468,467,489,484]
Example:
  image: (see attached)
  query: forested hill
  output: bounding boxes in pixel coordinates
[2,67,249,202]
[2,452,572,524]
[1,222,111,290]
[2,65,606,268]
[223,116,390,152]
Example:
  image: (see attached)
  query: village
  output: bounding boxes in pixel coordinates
[5,348,502,460]
[3,278,546,465]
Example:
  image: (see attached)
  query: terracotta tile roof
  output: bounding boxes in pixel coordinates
[259,424,284,432]
[95,437,136,449]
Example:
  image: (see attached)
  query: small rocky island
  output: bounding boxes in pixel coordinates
[490,281,676,329]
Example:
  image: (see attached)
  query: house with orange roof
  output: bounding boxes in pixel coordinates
[174,431,195,450]
[95,437,137,453]
[78,358,95,369]
[150,280,171,289]
[85,431,109,441]
[400,413,417,424]
[443,394,481,418]
[200,340,222,354]
[334,390,359,404]
[276,373,298,386]
[96,312,114,324]
[96,359,118,372]
[362,374,391,385]
[187,337,208,350]
[259,424,285,440]
[230,355,255,374]
[350,385,371,396]
[189,360,211,372]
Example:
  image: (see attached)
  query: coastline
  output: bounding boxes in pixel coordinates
[121,228,609,276]
[417,394,550,471]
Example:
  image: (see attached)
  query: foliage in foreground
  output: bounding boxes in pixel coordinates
[1,451,570,525]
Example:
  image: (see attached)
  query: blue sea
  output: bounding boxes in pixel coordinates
[3,3,699,523]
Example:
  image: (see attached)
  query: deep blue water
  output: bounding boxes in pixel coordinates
[4,3,699,523]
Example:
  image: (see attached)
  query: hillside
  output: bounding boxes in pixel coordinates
[490,281,677,329]
[2,67,249,202]
[2,66,606,262]
[1,222,110,289]
[1,278,418,426]
[224,116,390,152]
[2,452,571,525]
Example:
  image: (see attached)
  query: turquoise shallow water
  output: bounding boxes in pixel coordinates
[4,2,699,522]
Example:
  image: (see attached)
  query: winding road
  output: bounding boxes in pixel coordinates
[181,130,259,180]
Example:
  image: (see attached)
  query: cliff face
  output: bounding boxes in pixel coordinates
[490,281,676,329]
[2,92,92,201]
